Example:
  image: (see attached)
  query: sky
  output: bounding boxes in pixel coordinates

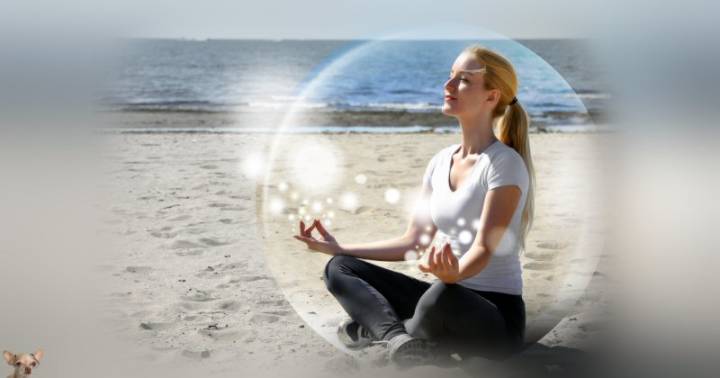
[4,0,604,40]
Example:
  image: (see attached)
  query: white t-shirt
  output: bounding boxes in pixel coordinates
[421,140,529,295]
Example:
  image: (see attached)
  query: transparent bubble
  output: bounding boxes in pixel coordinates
[457,217,466,227]
[257,28,604,355]
[278,181,288,192]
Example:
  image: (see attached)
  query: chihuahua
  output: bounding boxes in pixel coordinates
[3,350,43,378]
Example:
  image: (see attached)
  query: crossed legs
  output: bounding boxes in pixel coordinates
[324,254,515,359]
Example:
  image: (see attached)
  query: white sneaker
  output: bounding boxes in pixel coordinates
[385,334,436,366]
[336,318,375,349]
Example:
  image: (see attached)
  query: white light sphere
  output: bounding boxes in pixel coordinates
[384,188,401,204]
[404,250,419,262]
[340,192,359,212]
[312,201,323,213]
[419,233,431,246]
[269,197,285,215]
[355,174,367,184]
[458,230,473,245]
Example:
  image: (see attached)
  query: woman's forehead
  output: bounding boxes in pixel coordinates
[452,52,482,69]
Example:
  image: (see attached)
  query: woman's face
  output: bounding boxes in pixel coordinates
[442,52,500,119]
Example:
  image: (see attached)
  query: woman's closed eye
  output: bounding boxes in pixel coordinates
[448,74,469,82]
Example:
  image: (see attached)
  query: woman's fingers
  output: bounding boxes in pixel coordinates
[313,219,331,238]
[427,246,437,271]
[299,220,316,237]
[441,244,450,269]
[434,244,444,270]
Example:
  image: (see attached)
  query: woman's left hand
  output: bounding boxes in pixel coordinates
[418,242,461,284]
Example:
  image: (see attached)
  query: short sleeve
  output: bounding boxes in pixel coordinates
[421,151,440,191]
[486,150,529,193]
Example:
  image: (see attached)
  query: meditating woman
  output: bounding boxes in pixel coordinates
[293,44,535,366]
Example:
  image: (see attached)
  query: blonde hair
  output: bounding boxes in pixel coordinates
[463,44,536,251]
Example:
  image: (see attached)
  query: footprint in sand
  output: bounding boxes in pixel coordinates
[536,241,569,250]
[524,251,557,261]
[523,262,554,271]
[181,349,211,360]
[217,300,242,312]
[198,328,244,341]
[200,164,218,170]
[232,275,271,282]
[168,214,192,222]
[199,237,232,247]
[170,240,204,249]
[183,289,217,302]
[175,249,205,257]
[125,266,152,274]
[139,322,173,331]
[249,313,280,324]
[149,230,178,239]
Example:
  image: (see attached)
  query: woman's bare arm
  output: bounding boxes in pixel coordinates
[452,185,522,280]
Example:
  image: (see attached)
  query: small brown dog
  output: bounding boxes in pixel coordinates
[3,350,43,378]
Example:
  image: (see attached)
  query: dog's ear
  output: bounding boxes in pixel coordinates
[3,351,15,365]
[33,349,43,362]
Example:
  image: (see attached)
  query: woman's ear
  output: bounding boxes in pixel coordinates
[486,89,501,107]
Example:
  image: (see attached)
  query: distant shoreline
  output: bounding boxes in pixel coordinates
[98,108,610,134]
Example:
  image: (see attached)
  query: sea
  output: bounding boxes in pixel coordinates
[102,39,609,133]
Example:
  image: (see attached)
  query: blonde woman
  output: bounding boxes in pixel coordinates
[294,44,535,366]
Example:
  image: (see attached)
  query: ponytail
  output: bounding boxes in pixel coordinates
[496,100,535,251]
[463,44,536,252]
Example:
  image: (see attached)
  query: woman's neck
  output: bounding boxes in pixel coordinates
[457,116,497,156]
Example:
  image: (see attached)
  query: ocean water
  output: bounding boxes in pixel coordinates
[103,39,608,130]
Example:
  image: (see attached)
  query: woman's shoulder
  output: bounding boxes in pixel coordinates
[428,143,458,165]
[487,141,525,166]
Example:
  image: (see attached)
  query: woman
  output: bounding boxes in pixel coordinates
[293,44,535,366]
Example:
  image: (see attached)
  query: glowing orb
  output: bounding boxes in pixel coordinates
[384,188,401,204]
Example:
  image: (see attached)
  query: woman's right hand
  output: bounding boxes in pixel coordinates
[293,219,342,256]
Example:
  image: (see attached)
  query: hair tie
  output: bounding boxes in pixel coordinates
[509,97,518,105]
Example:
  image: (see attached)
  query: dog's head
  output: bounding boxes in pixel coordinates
[3,350,43,376]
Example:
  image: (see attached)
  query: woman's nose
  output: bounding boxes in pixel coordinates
[444,78,457,92]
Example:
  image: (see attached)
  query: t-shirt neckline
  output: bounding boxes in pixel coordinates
[446,140,500,193]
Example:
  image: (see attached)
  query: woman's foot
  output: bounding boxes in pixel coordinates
[385,333,436,366]
[336,318,375,349]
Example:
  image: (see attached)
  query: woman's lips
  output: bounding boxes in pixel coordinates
[444,95,456,101]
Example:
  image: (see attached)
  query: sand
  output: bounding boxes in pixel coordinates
[96,128,610,377]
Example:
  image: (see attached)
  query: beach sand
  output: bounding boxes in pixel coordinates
[97,126,611,377]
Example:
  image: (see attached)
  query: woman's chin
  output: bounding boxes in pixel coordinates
[441,105,458,117]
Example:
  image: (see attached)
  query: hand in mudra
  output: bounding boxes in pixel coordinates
[418,242,461,284]
[293,219,340,256]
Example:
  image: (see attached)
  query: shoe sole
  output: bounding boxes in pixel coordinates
[389,338,435,366]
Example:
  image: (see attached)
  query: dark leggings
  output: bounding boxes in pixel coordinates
[323,254,526,359]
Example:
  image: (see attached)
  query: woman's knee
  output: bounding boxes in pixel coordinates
[323,254,357,293]
[415,280,463,314]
